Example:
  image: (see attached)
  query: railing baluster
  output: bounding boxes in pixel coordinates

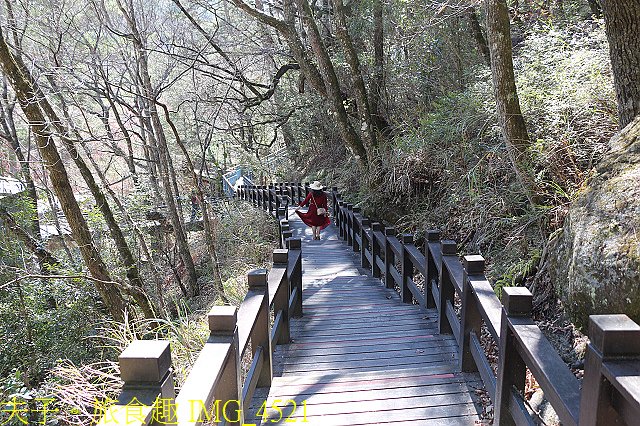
[495,287,532,426]
[400,234,414,304]
[360,218,372,270]
[438,240,456,334]
[208,306,242,425]
[384,227,396,289]
[425,230,440,309]
[460,255,485,372]
[371,222,384,278]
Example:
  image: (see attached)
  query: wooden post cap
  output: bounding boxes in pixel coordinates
[248,269,268,288]
[347,204,354,210]
[208,306,237,334]
[501,287,532,316]
[280,219,289,226]
[119,340,171,383]
[338,201,345,206]
[426,230,441,241]
[588,315,640,356]
[281,224,290,232]
[277,208,286,215]
[441,240,457,255]
[273,249,289,264]
[361,218,372,226]
[287,237,302,249]
[401,234,414,244]
[385,227,396,236]
[353,207,362,214]
[282,230,293,240]
[372,222,384,232]
[464,255,485,274]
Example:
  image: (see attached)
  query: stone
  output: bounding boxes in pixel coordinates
[549,116,640,329]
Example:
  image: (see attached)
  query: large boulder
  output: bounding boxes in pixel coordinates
[549,116,640,329]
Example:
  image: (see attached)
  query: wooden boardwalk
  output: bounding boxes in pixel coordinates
[248,211,485,425]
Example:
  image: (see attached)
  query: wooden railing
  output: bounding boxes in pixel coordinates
[323,186,640,426]
[97,187,302,426]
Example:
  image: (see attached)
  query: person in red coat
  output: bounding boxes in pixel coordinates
[295,181,331,240]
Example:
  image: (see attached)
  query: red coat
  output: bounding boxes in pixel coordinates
[296,192,331,229]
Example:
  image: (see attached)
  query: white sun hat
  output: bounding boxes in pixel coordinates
[309,181,323,190]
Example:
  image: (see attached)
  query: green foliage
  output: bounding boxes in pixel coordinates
[494,249,542,298]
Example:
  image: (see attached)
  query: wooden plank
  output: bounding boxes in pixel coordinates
[469,277,502,342]
[511,318,580,425]
[375,256,385,273]
[288,287,298,313]
[390,265,401,286]
[268,267,287,307]
[432,279,440,308]
[270,310,283,347]
[291,322,433,338]
[259,380,482,406]
[237,292,264,357]
[249,400,480,425]
[442,255,464,295]
[387,236,403,258]
[602,359,640,422]
[427,242,443,275]
[282,352,459,374]
[175,342,232,424]
[407,277,425,307]
[290,317,434,334]
[281,338,459,359]
[242,345,264,408]
[470,331,497,402]
[405,245,427,276]
[283,344,459,365]
[364,248,372,264]
[446,300,461,345]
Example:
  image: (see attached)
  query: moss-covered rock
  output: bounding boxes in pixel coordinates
[549,116,640,329]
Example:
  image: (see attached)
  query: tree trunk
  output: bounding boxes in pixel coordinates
[114,0,199,296]
[369,0,390,134]
[295,0,370,165]
[486,0,538,204]
[468,7,491,67]
[601,0,640,128]
[333,0,377,150]
[0,29,127,322]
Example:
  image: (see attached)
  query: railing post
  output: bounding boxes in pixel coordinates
[400,234,414,304]
[282,230,293,246]
[101,340,175,425]
[286,238,303,318]
[460,255,485,372]
[425,230,440,309]
[273,249,291,344]
[268,185,274,213]
[278,219,289,248]
[338,201,345,239]
[346,204,354,246]
[277,207,286,221]
[438,240,456,334]
[579,314,640,425]
[384,227,396,289]
[371,223,384,278]
[360,218,372,269]
[248,269,272,387]
[208,306,242,425]
[352,207,361,252]
[495,287,532,426]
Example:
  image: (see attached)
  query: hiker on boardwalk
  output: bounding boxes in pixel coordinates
[295,181,330,240]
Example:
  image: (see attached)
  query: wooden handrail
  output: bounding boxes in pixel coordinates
[328,186,640,426]
[97,184,303,425]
